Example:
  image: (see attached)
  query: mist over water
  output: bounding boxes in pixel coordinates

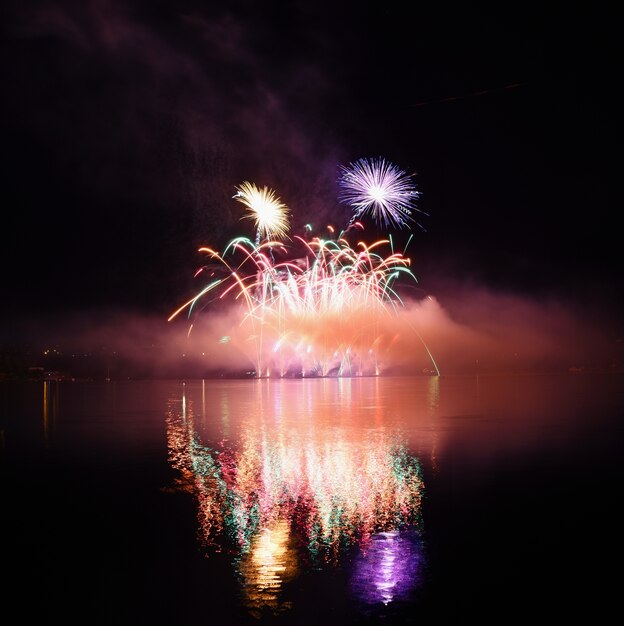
[5,282,620,380]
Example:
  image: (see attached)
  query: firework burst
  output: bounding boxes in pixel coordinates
[234,181,290,244]
[170,157,437,377]
[337,157,422,229]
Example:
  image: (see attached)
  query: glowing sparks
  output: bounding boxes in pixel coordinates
[338,157,421,229]
[170,234,417,376]
[170,157,437,377]
[234,181,291,244]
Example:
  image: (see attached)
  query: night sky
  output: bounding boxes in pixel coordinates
[2,1,620,368]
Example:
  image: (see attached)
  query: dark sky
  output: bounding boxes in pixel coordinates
[1,0,620,361]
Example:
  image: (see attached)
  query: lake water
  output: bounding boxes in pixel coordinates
[1,373,622,625]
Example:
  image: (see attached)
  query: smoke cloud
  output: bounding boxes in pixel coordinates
[6,284,619,380]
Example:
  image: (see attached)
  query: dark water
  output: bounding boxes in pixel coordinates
[1,373,622,625]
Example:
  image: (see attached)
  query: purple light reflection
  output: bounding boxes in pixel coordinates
[351,529,425,606]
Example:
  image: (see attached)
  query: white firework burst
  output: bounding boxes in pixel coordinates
[338,157,421,229]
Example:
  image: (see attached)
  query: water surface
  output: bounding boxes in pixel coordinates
[1,373,622,624]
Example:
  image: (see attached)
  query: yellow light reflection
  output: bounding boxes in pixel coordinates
[237,519,298,616]
[42,380,59,444]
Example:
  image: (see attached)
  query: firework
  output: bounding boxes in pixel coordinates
[169,158,437,377]
[337,157,421,230]
[234,181,290,244]
[169,234,418,377]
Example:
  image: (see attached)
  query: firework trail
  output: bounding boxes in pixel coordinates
[170,158,438,377]
[337,157,423,231]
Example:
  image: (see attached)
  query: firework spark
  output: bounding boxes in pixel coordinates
[337,157,422,230]
[234,181,291,244]
[170,157,437,377]
[169,234,418,377]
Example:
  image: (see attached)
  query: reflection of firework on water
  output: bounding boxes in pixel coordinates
[220,427,424,562]
[165,399,424,564]
[351,530,425,607]
[169,157,435,377]
[164,383,427,616]
[236,519,298,617]
[338,157,422,230]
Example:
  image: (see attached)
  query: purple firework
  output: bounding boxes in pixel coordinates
[338,157,421,229]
